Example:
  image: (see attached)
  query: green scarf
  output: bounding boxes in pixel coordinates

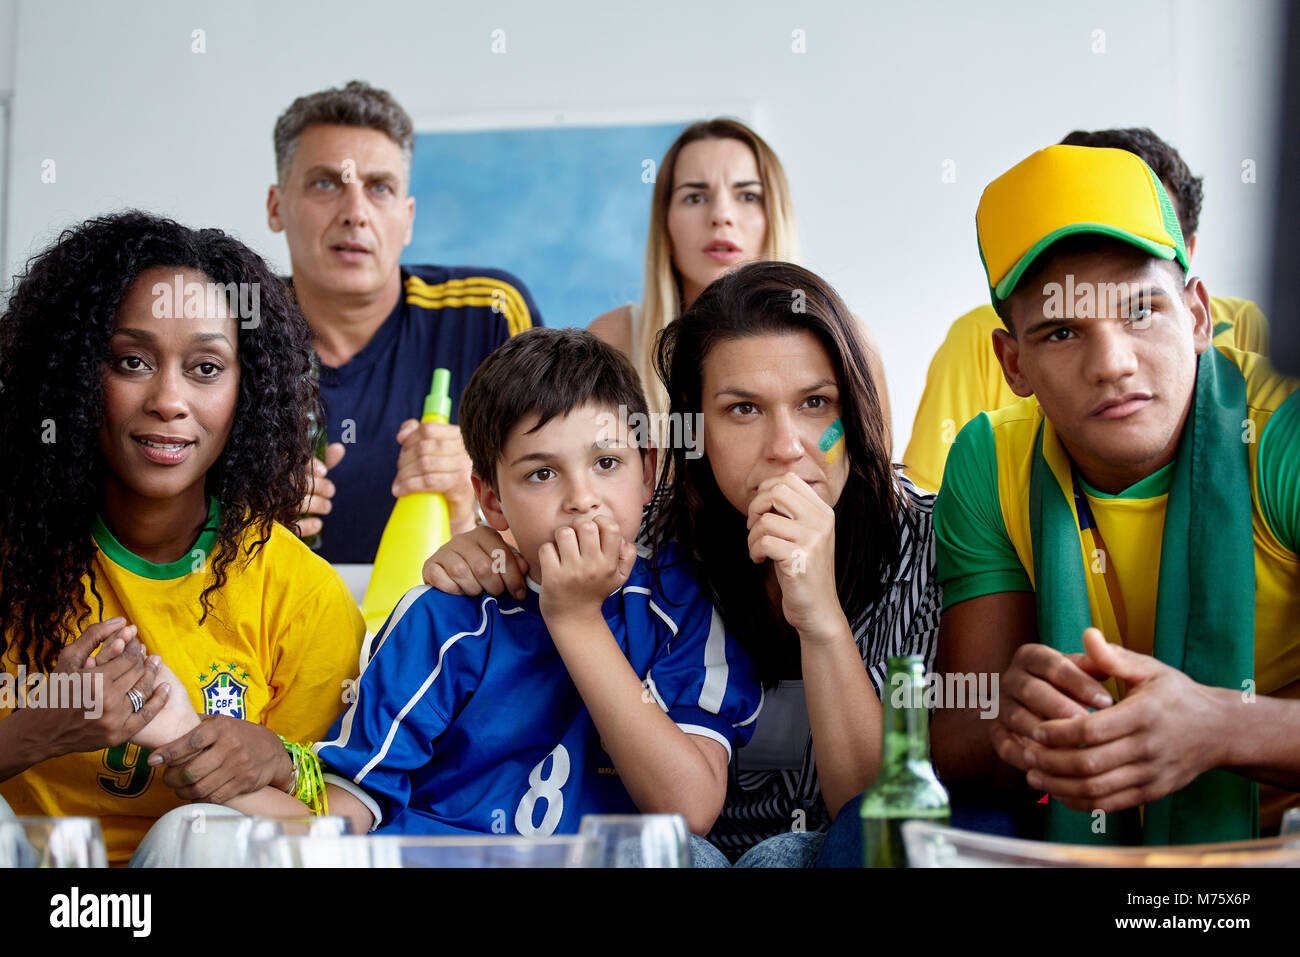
[1029,347,1258,845]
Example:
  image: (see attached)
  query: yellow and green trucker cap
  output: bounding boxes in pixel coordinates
[976,144,1189,302]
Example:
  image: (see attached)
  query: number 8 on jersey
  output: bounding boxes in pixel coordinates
[514,744,570,836]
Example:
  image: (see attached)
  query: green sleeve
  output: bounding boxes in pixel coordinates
[933,413,1033,611]
[1258,390,1300,553]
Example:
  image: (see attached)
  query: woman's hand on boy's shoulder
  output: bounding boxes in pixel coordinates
[422,524,528,600]
[537,515,637,629]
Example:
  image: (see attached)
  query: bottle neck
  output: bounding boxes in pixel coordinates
[880,673,931,775]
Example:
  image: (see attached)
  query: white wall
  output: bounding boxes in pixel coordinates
[0,0,18,273]
[0,0,15,95]
[2,0,1286,456]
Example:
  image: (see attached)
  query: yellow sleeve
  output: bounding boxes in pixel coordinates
[260,534,365,743]
[904,305,1017,492]
[1231,299,1270,357]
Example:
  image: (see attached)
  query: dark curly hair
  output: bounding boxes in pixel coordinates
[0,211,315,672]
[1060,127,1205,239]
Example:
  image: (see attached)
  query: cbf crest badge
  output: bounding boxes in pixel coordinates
[199,663,249,719]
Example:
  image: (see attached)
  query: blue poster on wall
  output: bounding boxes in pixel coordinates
[404,123,686,329]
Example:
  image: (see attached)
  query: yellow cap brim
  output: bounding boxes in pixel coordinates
[994,223,1177,301]
[977,145,1188,301]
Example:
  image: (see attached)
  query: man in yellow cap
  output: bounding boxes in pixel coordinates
[931,144,1300,845]
[904,128,1269,494]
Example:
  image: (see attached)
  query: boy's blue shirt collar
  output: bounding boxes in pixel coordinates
[508,566,645,621]
[517,575,543,615]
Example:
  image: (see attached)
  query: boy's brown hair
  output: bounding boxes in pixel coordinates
[459,328,649,489]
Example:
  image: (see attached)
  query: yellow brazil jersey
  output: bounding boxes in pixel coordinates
[934,347,1300,830]
[904,297,1271,492]
[0,500,364,864]
[1069,469,1170,661]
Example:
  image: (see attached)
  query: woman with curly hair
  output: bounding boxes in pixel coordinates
[0,211,364,865]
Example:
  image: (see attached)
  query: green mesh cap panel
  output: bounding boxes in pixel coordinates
[1143,159,1190,272]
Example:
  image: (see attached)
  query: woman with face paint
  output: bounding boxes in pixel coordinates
[423,261,938,866]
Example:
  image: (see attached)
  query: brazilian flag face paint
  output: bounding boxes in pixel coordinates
[819,418,845,465]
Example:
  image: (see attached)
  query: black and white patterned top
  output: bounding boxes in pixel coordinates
[703,473,942,861]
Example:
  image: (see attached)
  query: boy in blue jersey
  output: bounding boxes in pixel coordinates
[316,328,762,838]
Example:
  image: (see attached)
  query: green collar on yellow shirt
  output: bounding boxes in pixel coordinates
[92,496,221,581]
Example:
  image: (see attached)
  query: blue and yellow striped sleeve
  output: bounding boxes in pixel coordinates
[405,269,541,339]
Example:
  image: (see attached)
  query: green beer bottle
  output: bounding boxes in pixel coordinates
[860,655,950,867]
[302,353,328,551]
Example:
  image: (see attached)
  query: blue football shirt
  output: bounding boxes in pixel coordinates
[311,265,541,563]
[315,543,763,836]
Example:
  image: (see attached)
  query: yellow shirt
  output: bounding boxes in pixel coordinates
[0,505,364,864]
[1072,472,1170,661]
[904,297,1271,492]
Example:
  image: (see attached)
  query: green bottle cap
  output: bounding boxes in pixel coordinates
[423,368,452,420]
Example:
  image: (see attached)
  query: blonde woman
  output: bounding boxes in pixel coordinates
[588,118,892,436]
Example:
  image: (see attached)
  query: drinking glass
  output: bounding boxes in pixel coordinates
[174,812,351,867]
[0,817,108,868]
[578,814,690,867]
[267,833,597,868]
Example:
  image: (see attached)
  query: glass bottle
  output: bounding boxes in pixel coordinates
[302,353,327,551]
[860,655,950,867]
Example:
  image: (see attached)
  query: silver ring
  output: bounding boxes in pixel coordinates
[127,689,144,713]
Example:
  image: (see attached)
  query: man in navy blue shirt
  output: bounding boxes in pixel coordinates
[316,329,761,839]
[267,80,542,564]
